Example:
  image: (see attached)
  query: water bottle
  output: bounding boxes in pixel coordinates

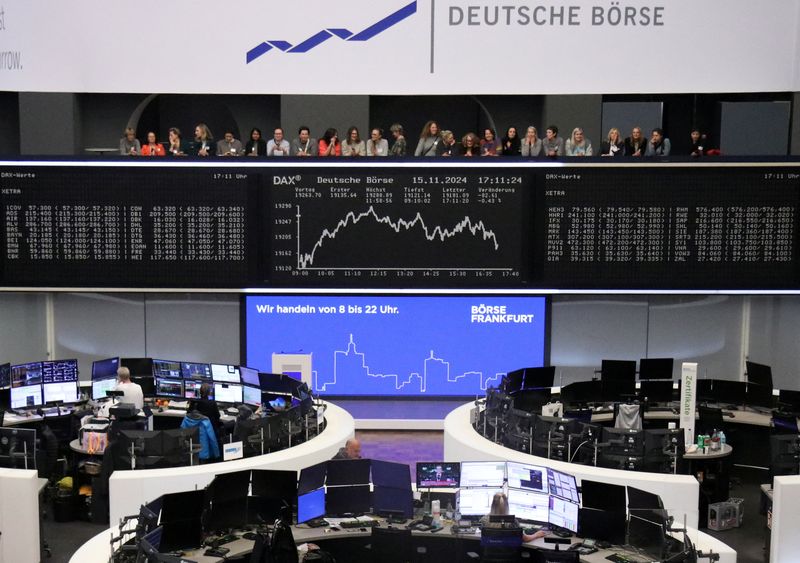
[719,430,726,446]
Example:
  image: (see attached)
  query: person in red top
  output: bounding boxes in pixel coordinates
[140,131,166,156]
[318,128,341,156]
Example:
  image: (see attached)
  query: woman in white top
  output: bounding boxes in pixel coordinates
[521,126,542,157]
[366,128,388,156]
[342,126,366,157]
[564,127,593,156]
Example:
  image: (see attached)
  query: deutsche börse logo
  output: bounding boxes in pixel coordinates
[246,1,416,63]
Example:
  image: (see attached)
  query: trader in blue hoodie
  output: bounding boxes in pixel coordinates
[181,408,220,462]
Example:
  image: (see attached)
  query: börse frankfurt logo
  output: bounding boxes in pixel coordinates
[246,1,416,63]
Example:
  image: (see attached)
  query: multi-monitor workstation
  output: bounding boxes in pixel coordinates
[1,359,80,410]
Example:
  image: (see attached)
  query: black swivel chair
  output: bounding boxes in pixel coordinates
[368,527,413,563]
[530,548,580,563]
[480,527,523,562]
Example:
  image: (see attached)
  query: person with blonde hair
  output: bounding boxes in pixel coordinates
[119,127,141,156]
[440,130,460,156]
[192,123,214,156]
[600,127,625,157]
[564,127,593,156]
[480,492,547,542]
[521,126,542,157]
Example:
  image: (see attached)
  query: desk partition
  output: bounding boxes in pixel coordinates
[443,402,700,529]
[0,469,40,563]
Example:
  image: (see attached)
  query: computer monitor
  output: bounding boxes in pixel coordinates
[372,486,413,518]
[213,383,243,404]
[259,372,296,395]
[154,377,183,398]
[152,359,182,379]
[92,377,118,401]
[297,488,326,524]
[548,496,579,533]
[770,434,800,476]
[746,383,774,409]
[138,526,163,558]
[523,366,556,389]
[578,507,626,545]
[181,362,211,380]
[638,358,674,380]
[0,427,37,469]
[326,459,371,486]
[460,461,506,488]
[696,379,715,403]
[506,488,549,523]
[746,361,773,388]
[299,462,327,495]
[0,363,10,388]
[239,366,259,387]
[243,384,262,407]
[713,379,746,406]
[208,470,251,504]
[416,462,460,488]
[627,515,666,560]
[159,490,206,551]
[601,360,636,383]
[10,362,43,409]
[506,462,548,493]
[504,369,525,393]
[250,469,297,523]
[0,388,9,409]
[602,427,645,457]
[779,389,800,412]
[638,380,675,403]
[559,380,602,405]
[120,357,153,378]
[42,359,79,403]
[92,357,119,380]
[601,379,636,403]
[325,485,371,516]
[184,380,211,400]
[579,480,626,512]
[547,468,579,503]
[371,460,411,489]
[211,363,241,383]
[457,487,504,517]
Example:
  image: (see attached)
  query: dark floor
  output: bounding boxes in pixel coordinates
[41,432,766,563]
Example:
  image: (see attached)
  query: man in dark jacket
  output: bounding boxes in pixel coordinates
[331,438,361,460]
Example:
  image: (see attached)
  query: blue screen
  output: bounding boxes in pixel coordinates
[245,295,547,396]
[297,488,326,523]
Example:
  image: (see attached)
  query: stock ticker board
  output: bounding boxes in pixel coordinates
[0,162,798,289]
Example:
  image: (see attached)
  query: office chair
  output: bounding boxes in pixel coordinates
[772,413,800,434]
[368,527,413,563]
[697,406,725,436]
[530,548,580,563]
[613,402,643,430]
[480,526,523,562]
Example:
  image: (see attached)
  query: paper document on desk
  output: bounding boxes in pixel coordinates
[355,516,375,522]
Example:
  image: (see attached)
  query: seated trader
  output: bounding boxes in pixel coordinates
[331,438,361,460]
[481,492,547,543]
[188,382,222,439]
[114,367,143,410]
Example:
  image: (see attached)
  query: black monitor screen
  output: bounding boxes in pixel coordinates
[628,515,666,560]
[326,459,370,486]
[747,383,774,409]
[299,462,327,495]
[779,389,800,412]
[504,369,524,393]
[714,379,747,405]
[297,488,325,524]
[601,379,636,402]
[523,366,556,389]
[155,377,183,398]
[181,362,211,380]
[160,519,204,552]
[371,460,411,489]
[580,480,626,512]
[372,486,413,518]
[325,485,370,516]
[696,379,715,403]
[578,507,626,545]
[601,360,636,383]
[770,435,800,476]
[120,357,153,377]
[208,470,251,504]
[0,363,10,388]
[92,357,119,380]
[638,380,675,403]
[160,490,207,524]
[240,366,259,387]
[746,361,773,388]
[560,380,602,404]
[0,388,9,409]
[251,469,297,501]
[153,359,182,379]
[638,358,674,380]
[416,462,460,488]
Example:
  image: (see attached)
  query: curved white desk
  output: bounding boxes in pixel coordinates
[444,402,702,529]
[108,402,353,524]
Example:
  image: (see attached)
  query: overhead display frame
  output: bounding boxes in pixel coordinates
[0,160,798,291]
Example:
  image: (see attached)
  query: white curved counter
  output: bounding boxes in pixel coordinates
[108,402,353,524]
[444,402,702,529]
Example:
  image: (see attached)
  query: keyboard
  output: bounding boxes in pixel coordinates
[340,520,379,529]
